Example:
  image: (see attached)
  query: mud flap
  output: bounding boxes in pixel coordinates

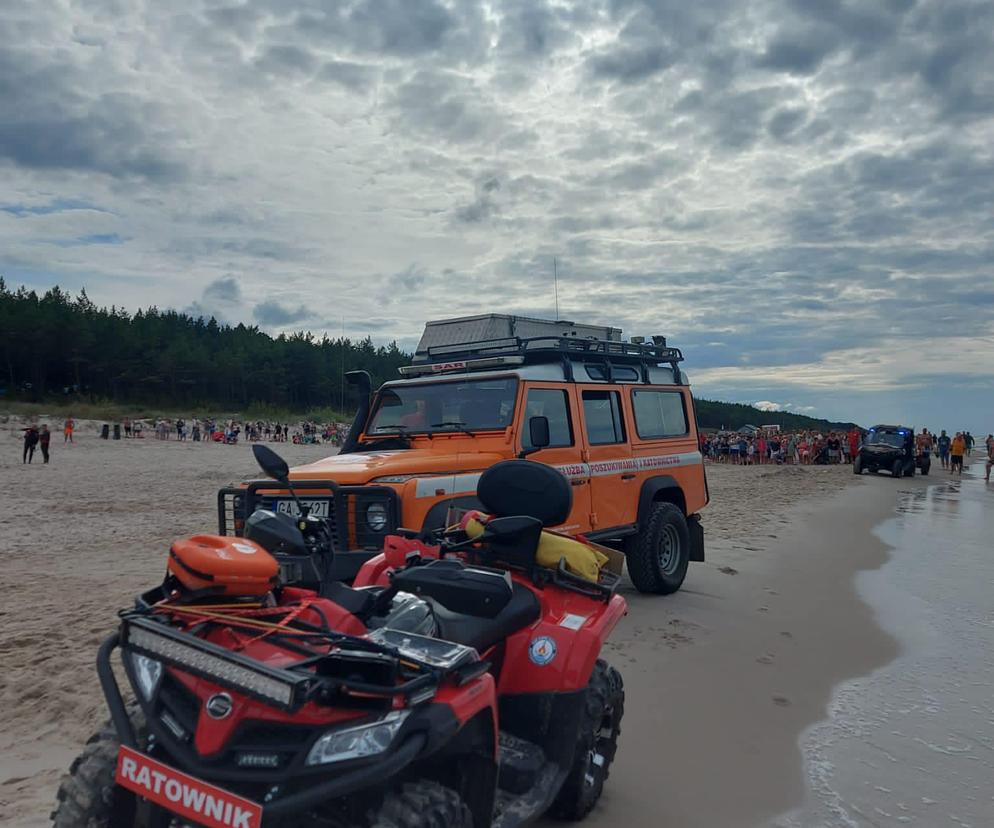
[688,514,705,562]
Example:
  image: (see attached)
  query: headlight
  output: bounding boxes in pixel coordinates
[365,502,388,532]
[129,652,163,701]
[306,711,408,766]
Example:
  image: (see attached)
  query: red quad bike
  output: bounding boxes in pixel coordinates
[54,447,627,828]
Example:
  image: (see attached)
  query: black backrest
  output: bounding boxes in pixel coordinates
[476,460,572,527]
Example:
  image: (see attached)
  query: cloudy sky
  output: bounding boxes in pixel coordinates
[2,0,992,432]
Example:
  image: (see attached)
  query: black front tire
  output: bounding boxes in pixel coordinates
[921,461,930,476]
[853,456,862,475]
[52,712,145,828]
[549,660,625,821]
[369,781,473,828]
[892,459,904,478]
[905,461,915,478]
[624,502,690,594]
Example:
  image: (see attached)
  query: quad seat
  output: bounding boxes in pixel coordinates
[429,584,540,653]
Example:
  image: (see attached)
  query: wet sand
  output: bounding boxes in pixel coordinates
[0,417,900,826]
[778,463,994,827]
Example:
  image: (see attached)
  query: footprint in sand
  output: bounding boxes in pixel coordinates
[780,631,793,639]
[717,566,738,575]
[757,654,775,664]
[772,695,792,707]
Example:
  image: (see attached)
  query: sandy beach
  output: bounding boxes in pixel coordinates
[0,417,913,827]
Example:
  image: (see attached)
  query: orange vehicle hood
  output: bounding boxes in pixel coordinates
[288,448,506,485]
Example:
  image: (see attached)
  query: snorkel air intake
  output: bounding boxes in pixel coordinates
[339,370,371,455]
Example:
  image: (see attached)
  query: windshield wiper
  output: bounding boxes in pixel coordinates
[430,421,476,436]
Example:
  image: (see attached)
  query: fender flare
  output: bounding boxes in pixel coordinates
[420,496,484,533]
[636,475,686,526]
[636,476,704,562]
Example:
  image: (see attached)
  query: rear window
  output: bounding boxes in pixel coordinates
[632,390,688,438]
[582,390,626,445]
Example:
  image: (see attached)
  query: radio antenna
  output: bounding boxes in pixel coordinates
[553,256,560,321]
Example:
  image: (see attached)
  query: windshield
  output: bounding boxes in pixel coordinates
[367,378,518,435]
[866,431,906,448]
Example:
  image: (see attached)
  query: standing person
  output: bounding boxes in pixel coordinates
[63,417,74,443]
[964,432,974,456]
[985,437,993,483]
[123,417,132,438]
[23,424,39,463]
[39,424,51,463]
[950,432,966,475]
[937,430,951,470]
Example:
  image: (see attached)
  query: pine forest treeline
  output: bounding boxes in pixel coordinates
[1,280,854,429]
[0,281,408,410]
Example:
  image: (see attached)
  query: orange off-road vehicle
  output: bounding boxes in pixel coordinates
[219,315,709,593]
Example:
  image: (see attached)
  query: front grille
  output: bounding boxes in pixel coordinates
[217,483,399,552]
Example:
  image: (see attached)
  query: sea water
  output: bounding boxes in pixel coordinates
[775,462,994,827]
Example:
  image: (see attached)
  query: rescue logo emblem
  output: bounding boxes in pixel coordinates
[528,636,557,666]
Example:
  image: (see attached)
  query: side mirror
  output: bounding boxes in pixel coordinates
[529,416,551,449]
[253,444,290,483]
[519,416,550,458]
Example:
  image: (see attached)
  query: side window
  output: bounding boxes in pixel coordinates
[632,390,689,438]
[582,390,626,445]
[522,388,573,449]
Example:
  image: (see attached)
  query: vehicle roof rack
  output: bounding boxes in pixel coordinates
[398,335,684,384]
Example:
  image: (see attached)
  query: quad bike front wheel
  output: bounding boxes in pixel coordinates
[369,781,473,828]
[549,659,625,821]
[52,711,145,828]
[625,502,690,594]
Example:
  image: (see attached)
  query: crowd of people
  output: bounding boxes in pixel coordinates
[125,417,351,446]
[700,429,862,465]
[700,427,994,481]
[19,416,994,482]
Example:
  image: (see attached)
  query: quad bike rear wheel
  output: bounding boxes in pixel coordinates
[625,502,690,594]
[853,456,862,475]
[52,710,145,828]
[549,659,625,821]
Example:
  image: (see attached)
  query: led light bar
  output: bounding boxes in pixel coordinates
[121,617,312,711]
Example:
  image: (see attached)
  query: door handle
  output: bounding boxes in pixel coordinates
[571,479,587,486]
[621,473,636,480]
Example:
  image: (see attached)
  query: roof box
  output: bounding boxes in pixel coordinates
[414,314,622,363]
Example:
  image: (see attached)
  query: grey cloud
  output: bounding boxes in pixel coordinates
[317,60,378,91]
[756,28,839,74]
[0,47,184,180]
[495,0,578,61]
[289,0,489,63]
[254,45,318,76]
[388,71,495,143]
[588,45,674,84]
[203,277,242,304]
[253,300,311,326]
[387,264,429,292]
[767,107,808,140]
[454,176,501,223]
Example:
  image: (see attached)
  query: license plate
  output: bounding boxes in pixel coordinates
[115,745,262,828]
[273,499,330,518]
